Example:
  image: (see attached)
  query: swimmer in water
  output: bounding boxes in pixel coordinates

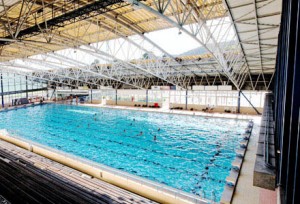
[124,129,126,132]
[139,131,143,136]
[153,135,157,141]
[158,128,161,131]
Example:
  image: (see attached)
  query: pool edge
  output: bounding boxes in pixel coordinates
[79,103,256,121]
[0,133,209,204]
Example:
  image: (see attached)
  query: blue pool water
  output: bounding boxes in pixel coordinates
[0,104,248,201]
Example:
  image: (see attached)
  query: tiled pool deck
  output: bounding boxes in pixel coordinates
[232,117,277,204]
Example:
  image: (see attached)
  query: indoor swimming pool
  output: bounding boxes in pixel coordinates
[0,104,248,202]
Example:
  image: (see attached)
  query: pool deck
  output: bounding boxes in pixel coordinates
[232,118,277,204]
[80,103,259,120]
[0,139,157,204]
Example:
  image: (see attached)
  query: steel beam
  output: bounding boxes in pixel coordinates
[223,0,254,90]
[0,73,4,108]
[124,0,244,89]
[0,0,126,45]
[253,0,267,90]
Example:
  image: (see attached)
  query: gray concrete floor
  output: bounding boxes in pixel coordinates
[232,118,277,204]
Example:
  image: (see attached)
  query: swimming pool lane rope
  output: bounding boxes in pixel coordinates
[45,115,236,165]
[46,112,241,153]
[22,122,230,185]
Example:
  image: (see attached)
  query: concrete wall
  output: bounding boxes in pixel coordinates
[106,100,116,105]
[91,100,102,104]
[105,100,162,107]
[117,101,146,106]
[240,107,263,115]
[171,103,262,115]
[171,103,233,113]
[88,100,262,115]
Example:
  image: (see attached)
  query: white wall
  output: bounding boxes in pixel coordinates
[89,89,268,109]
